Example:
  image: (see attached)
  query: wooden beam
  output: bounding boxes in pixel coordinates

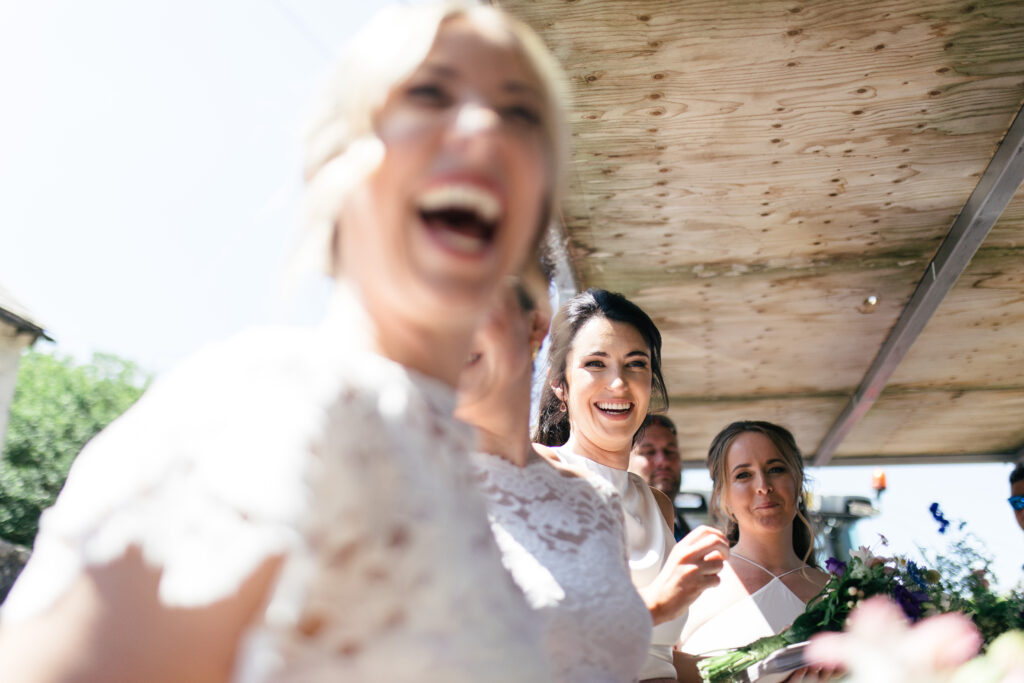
[809,451,1020,468]
[682,451,1021,469]
[813,103,1024,467]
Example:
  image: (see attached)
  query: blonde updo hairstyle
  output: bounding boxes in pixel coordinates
[707,421,817,566]
[298,1,570,278]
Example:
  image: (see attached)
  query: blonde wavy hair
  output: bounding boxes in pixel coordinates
[294,1,570,278]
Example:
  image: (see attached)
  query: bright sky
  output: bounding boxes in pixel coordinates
[685,462,1023,591]
[0,0,386,373]
[2,1,1021,589]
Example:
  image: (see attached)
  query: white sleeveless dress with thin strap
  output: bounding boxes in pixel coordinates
[677,554,808,655]
[548,446,686,681]
[3,292,552,682]
[470,450,652,683]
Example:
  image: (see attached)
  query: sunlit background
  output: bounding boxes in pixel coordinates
[2,0,1020,587]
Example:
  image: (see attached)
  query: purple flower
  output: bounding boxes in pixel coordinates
[929,502,950,534]
[893,582,928,621]
[826,557,847,577]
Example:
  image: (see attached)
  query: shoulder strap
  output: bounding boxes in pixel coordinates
[731,552,778,579]
[776,566,807,579]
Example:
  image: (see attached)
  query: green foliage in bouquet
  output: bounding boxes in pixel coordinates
[697,542,927,683]
[698,503,1024,683]
[918,504,1024,649]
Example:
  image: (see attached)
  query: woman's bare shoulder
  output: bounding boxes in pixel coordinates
[530,444,588,480]
[788,565,830,601]
[805,566,831,589]
[648,486,675,531]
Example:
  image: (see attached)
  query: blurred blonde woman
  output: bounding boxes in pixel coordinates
[456,273,651,683]
[0,3,569,681]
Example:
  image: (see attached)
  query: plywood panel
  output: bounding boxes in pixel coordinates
[888,247,1024,389]
[504,0,1024,277]
[838,389,1024,456]
[633,263,918,398]
[667,395,847,465]
[501,0,1024,461]
[986,190,1024,248]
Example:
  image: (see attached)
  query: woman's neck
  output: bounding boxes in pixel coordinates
[561,431,631,470]
[332,280,479,389]
[371,320,474,389]
[731,527,803,572]
[470,376,533,467]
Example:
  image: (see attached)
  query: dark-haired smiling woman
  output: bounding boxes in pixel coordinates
[456,277,651,683]
[535,288,729,682]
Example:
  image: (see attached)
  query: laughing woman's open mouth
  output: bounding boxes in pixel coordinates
[417,182,502,257]
[595,400,635,419]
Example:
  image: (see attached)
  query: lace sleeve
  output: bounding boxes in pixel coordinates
[3,328,323,620]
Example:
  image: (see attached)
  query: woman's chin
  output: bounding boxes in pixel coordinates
[593,423,644,453]
[747,515,796,534]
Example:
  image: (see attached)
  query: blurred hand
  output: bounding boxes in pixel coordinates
[641,525,729,625]
[782,663,844,682]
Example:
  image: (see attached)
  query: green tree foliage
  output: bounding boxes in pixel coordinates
[0,350,149,546]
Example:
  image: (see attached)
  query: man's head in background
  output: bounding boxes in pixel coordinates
[629,414,682,500]
[1009,464,1024,532]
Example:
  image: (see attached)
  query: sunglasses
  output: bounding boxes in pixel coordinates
[1010,495,1024,511]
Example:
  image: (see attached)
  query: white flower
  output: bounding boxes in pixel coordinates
[848,546,874,579]
[849,546,874,564]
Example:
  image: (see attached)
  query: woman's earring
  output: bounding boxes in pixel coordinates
[558,401,567,413]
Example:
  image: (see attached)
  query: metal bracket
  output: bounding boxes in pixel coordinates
[813,103,1024,467]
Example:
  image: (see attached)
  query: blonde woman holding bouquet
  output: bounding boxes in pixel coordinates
[675,421,831,682]
[0,4,570,681]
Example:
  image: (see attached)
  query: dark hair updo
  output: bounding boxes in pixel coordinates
[534,288,667,447]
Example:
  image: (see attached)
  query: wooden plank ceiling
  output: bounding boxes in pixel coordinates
[499,0,1024,466]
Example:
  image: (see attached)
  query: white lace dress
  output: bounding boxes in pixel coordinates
[548,447,687,681]
[469,450,652,683]
[3,303,552,682]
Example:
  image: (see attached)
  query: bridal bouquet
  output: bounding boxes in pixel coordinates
[697,504,1024,683]
[807,596,1024,683]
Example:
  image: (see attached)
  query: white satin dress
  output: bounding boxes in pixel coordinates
[677,554,808,655]
[549,446,687,681]
[3,292,552,682]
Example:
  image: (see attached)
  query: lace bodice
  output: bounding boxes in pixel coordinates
[548,447,686,681]
[4,309,551,682]
[469,451,651,683]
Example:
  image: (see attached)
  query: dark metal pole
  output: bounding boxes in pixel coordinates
[813,104,1024,467]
